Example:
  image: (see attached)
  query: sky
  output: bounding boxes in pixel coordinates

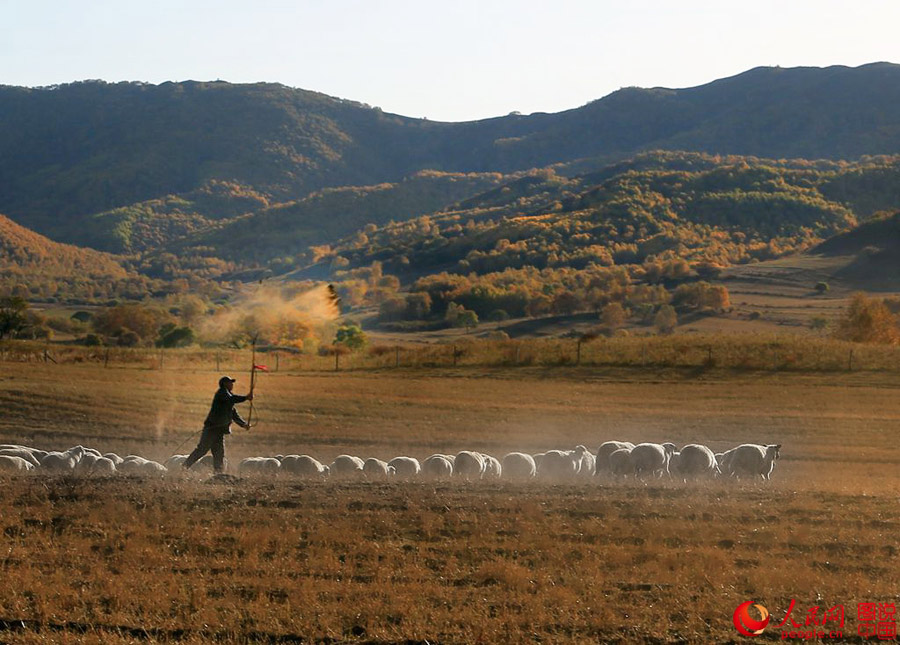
[1,0,899,122]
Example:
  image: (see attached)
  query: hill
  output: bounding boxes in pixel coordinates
[0,213,227,303]
[4,63,900,248]
[297,151,866,324]
[0,213,130,301]
[79,171,508,257]
[814,211,900,290]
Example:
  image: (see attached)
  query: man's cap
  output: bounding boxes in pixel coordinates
[218,376,237,386]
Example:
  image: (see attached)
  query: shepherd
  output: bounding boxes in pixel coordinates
[183,376,253,474]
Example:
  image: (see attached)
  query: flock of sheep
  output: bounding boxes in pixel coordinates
[0,441,782,482]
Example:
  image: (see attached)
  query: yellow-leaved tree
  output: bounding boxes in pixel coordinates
[833,293,899,344]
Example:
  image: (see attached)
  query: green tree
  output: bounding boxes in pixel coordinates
[157,323,196,348]
[456,309,479,332]
[335,323,368,350]
[0,296,28,339]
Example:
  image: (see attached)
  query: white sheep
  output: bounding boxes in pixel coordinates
[330,455,365,478]
[0,448,41,468]
[630,443,675,478]
[421,454,454,479]
[539,446,589,480]
[480,453,502,479]
[716,448,737,476]
[388,456,421,478]
[141,461,168,475]
[532,452,546,476]
[608,447,634,477]
[668,451,682,478]
[453,451,486,480]
[678,444,719,478]
[119,456,166,476]
[103,453,124,465]
[577,449,596,479]
[501,452,536,479]
[363,458,395,478]
[728,444,782,480]
[238,457,281,477]
[117,456,150,474]
[40,451,78,471]
[90,457,117,474]
[281,455,330,478]
[75,452,99,474]
[164,455,188,470]
[0,455,34,472]
[594,441,635,475]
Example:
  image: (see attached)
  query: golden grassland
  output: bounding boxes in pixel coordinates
[0,356,899,643]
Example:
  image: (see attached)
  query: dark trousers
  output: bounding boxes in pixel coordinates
[184,428,227,473]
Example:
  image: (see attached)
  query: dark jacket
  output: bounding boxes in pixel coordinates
[203,387,249,434]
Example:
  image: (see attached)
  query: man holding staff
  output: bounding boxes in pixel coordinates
[183,376,253,474]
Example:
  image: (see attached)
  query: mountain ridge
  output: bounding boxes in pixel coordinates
[3,63,900,249]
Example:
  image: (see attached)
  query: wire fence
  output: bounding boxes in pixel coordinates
[2,334,899,374]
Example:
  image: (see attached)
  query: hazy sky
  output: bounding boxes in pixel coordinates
[2,0,899,122]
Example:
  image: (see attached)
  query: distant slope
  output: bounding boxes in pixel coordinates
[0,213,130,300]
[314,151,857,281]
[814,212,900,290]
[815,211,900,256]
[0,213,225,303]
[4,63,900,246]
[61,180,272,254]
[0,213,127,276]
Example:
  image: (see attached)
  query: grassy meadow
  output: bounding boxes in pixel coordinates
[1,352,899,643]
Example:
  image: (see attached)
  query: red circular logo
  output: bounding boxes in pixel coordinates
[733,601,770,636]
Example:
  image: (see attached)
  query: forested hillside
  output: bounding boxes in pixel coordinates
[3,63,900,250]
[0,214,182,302]
[304,151,898,324]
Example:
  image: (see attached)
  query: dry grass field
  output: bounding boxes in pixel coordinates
[1,359,899,643]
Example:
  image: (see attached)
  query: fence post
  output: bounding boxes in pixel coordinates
[395,345,400,368]
[515,345,520,364]
[576,339,582,366]
[159,350,164,370]
[275,352,280,372]
[216,352,220,372]
[848,349,854,372]
[707,346,713,365]
[452,345,457,367]
[104,348,110,368]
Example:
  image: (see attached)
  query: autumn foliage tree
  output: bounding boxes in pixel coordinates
[654,305,678,334]
[92,304,173,345]
[833,293,899,344]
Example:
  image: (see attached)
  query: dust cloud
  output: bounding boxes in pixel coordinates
[202,282,341,348]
